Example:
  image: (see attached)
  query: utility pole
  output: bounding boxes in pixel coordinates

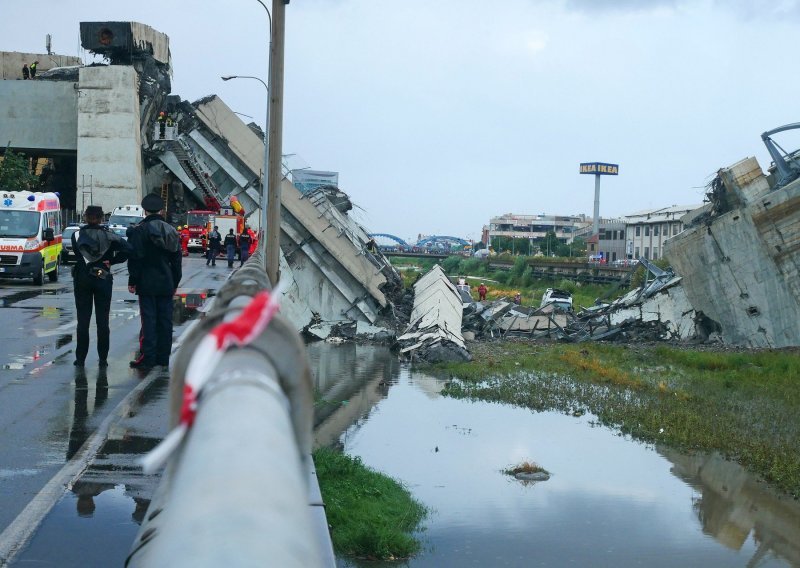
[266,0,288,285]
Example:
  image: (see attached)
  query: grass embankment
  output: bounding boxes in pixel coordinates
[314,447,428,561]
[433,341,800,497]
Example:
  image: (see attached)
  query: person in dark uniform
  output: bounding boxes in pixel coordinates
[223,228,237,268]
[22,64,29,80]
[126,193,182,371]
[72,205,130,367]
[238,227,251,266]
[206,225,222,266]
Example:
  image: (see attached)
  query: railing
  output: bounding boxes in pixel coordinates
[126,246,334,567]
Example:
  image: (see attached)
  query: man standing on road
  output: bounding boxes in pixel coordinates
[223,228,237,268]
[72,205,130,367]
[126,193,182,371]
[206,225,221,267]
[238,227,252,267]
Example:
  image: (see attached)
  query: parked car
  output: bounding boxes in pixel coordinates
[60,224,80,263]
[540,288,573,312]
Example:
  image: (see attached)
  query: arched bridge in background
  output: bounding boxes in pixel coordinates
[369,233,410,248]
[415,235,471,248]
[369,234,471,250]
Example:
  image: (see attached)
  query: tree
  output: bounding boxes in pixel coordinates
[539,230,560,256]
[557,236,586,258]
[0,146,39,190]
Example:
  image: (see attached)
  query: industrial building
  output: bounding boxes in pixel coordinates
[623,204,702,261]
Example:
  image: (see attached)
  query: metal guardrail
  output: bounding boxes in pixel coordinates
[126,246,334,567]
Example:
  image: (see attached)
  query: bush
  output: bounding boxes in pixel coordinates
[440,256,462,274]
[512,256,528,277]
[556,279,576,293]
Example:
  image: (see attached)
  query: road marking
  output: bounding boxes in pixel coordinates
[0,368,165,567]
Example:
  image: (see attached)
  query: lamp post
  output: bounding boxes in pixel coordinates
[221,74,270,262]
[253,0,274,276]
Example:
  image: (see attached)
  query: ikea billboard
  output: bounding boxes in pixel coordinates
[579,162,619,175]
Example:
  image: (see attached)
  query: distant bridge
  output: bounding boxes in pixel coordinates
[369,233,410,248]
[369,234,471,250]
[415,235,470,248]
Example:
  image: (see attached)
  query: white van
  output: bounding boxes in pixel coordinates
[108,204,146,239]
[0,190,63,285]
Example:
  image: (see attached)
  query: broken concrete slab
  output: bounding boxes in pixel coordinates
[396,265,471,363]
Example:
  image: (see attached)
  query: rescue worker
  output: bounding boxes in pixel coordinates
[206,225,222,266]
[22,64,29,80]
[72,205,130,367]
[126,193,182,371]
[179,225,190,256]
[247,226,257,256]
[478,282,488,301]
[224,228,238,268]
[29,60,38,78]
[157,111,166,139]
[238,227,252,266]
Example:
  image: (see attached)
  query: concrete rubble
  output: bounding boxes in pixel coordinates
[396,265,472,363]
[461,258,707,344]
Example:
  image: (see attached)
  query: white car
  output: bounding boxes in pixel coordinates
[540,288,573,311]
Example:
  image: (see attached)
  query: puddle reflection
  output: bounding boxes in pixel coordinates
[19,484,148,567]
[306,343,798,568]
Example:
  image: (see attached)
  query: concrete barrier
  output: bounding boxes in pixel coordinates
[127,248,334,567]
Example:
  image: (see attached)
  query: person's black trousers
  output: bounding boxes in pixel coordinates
[74,276,113,364]
[138,295,174,366]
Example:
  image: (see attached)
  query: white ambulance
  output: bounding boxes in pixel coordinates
[0,190,63,285]
[108,204,146,239]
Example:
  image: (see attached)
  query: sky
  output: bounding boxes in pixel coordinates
[3,0,800,243]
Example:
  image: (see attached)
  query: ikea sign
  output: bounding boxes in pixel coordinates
[580,162,619,175]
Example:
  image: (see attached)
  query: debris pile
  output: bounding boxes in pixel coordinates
[396,265,472,363]
[462,258,706,343]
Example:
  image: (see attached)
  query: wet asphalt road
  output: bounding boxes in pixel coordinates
[0,256,230,564]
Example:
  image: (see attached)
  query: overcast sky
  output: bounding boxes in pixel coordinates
[4,0,800,242]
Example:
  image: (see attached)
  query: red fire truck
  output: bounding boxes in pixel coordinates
[184,196,249,254]
[184,210,215,253]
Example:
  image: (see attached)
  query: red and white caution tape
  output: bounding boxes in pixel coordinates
[140,282,286,474]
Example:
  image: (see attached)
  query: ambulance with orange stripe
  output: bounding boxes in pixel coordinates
[0,190,63,285]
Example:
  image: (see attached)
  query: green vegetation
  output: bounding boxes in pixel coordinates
[503,461,548,476]
[489,232,587,258]
[433,341,800,497]
[314,447,428,561]
[0,146,39,190]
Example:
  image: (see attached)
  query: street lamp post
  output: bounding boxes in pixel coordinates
[221,74,269,257]
[254,0,273,275]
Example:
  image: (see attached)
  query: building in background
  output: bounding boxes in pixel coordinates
[484,213,589,246]
[624,204,702,261]
[575,219,627,262]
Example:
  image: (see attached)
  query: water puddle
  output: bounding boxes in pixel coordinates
[308,342,800,568]
[19,484,146,567]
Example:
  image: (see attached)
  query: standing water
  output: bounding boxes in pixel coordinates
[309,342,800,568]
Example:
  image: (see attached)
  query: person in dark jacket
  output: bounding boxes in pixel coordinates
[238,227,251,266]
[22,64,29,80]
[72,205,130,367]
[126,193,182,371]
[206,225,222,266]
[223,228,237,268]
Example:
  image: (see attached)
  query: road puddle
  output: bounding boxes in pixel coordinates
[308,342,800,568]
